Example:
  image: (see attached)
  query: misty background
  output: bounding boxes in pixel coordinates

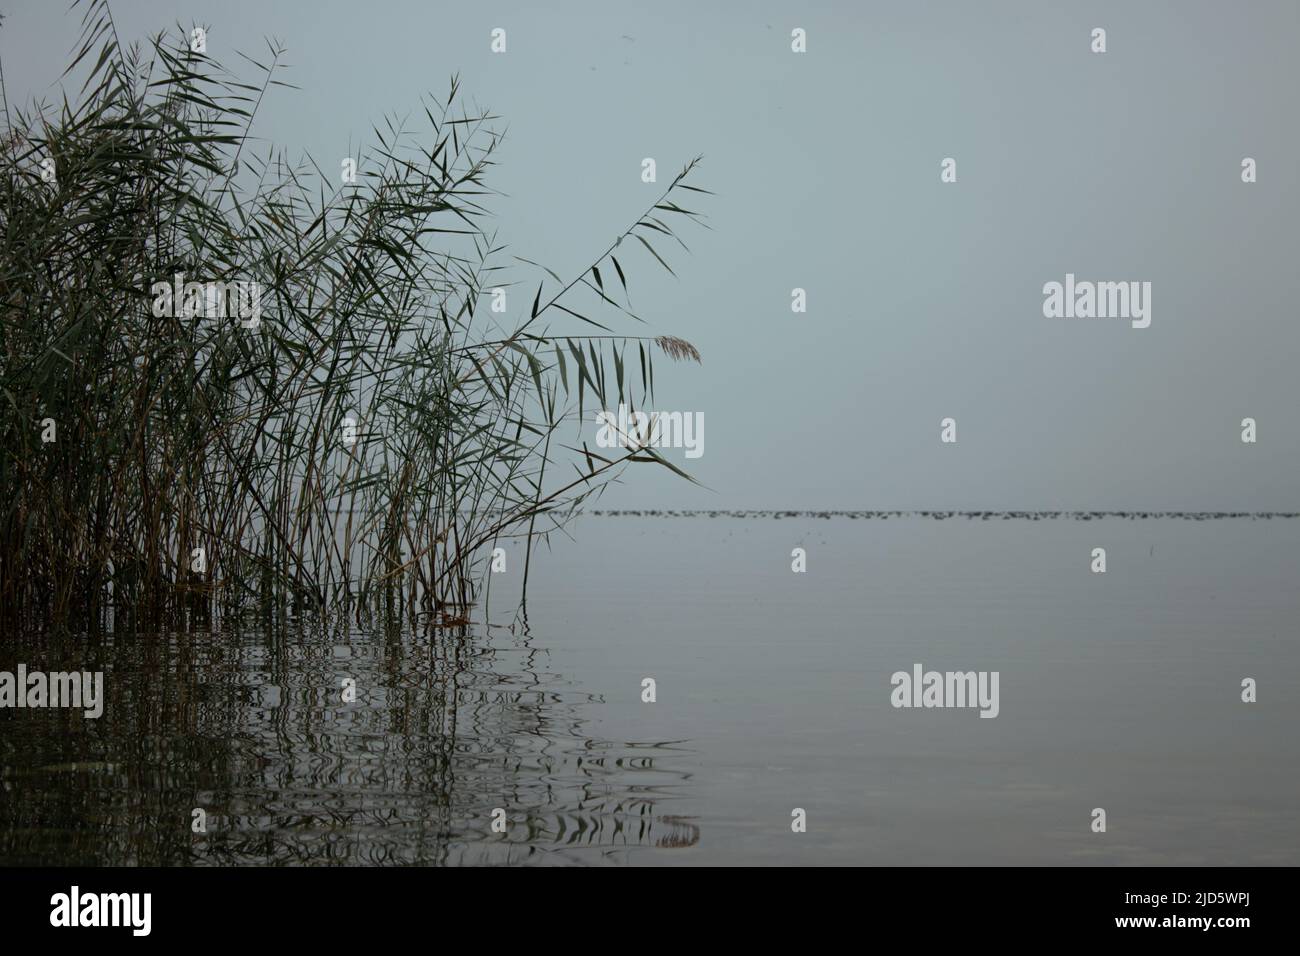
[4,0,1296,511]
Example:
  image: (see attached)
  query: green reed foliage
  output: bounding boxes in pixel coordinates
[0,2,709,629]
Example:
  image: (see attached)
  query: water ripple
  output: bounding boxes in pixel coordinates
[0,625,697,866]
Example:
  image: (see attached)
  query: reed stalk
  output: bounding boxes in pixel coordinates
[0,2,709,630]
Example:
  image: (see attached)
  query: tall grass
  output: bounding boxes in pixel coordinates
[0,2,709,630]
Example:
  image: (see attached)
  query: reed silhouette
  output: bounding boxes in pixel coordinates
[0,1,709,630]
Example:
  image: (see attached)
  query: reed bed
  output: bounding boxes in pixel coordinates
[0,2,708,630]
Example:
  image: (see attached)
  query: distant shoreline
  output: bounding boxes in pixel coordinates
[582,510,1300,520]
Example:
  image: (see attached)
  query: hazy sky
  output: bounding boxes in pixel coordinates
[4,1,1297,510]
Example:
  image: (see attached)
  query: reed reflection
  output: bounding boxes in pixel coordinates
[0,623,697,865]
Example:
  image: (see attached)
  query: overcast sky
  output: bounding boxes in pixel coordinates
[4,0,1297,510]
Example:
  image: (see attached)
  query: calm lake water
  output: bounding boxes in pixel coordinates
[2,515,1298,865]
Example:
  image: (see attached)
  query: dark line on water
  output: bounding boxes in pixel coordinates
[584,510,1300,520]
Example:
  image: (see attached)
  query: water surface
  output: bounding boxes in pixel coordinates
[2,515,1297,865]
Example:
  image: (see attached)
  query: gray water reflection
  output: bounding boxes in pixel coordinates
[0,624,697,865]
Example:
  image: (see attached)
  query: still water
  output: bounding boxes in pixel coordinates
[2,515,1298,865]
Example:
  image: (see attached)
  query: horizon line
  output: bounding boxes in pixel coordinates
[581,510,1300,519]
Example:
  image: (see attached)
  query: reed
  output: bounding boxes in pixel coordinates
[0,2,709,630]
